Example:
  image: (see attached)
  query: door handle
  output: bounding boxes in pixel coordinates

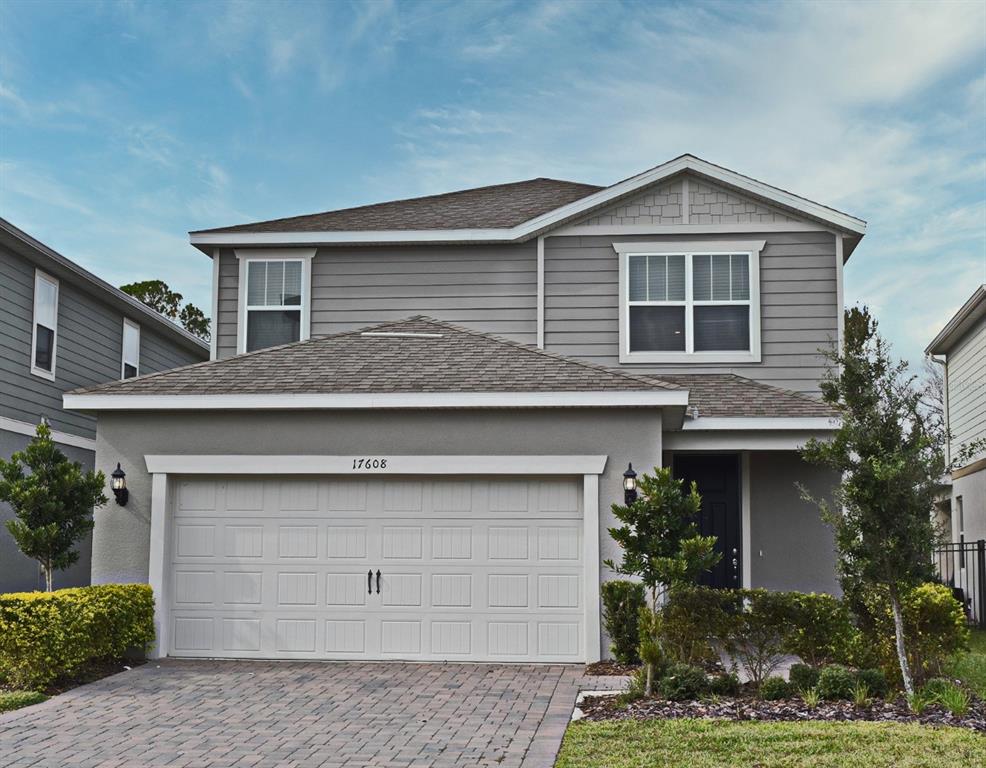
[368,570,373,595]
[376,570,381,594]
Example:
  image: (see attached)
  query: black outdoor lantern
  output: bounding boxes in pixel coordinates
[110,463,128,506]
[623,463,638,506]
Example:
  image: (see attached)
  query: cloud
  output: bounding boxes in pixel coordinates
[0,160,94,215]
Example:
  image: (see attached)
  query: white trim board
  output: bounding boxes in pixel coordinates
[189,155,866,249]
[663,430,832,451]
[65,390,689,411]
[681,416,836,431]
[144,454,609,476]
[0,416,96,451]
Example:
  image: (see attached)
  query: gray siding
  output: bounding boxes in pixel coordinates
[947,315,986,465]
[215,243,538,358]
[543,231,838,393]
[0,244,206,439]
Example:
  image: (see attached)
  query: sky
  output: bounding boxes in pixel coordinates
[1,0,984,367]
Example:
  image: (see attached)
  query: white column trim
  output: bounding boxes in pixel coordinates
[583,473,601,663]
[210,249,220,360]
[536,235,545,349]
[147,472,169,659]
[741,451,752,589]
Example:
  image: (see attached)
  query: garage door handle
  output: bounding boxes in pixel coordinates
[375,570,381,594]
[368,570,373,595]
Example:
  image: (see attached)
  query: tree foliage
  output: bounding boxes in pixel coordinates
[121,279,211,341]
[0,423,106,591]
[800,306,944,694]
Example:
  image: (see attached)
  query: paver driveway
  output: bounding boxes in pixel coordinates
[0,660,583,768]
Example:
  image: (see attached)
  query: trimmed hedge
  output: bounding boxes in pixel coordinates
[0,584,154,690]
[601,580,646,664]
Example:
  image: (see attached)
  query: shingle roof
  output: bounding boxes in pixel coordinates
[71,317,678,396]
[658,374,836,419]
[192,178,602,234]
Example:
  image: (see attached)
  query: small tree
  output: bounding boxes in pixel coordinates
[604,467,720,694]
[0,423,106,591]
[800,307,945,695]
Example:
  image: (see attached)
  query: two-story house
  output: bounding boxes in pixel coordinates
[0,217,210,592]
[927,285,986,551]
[64,155,865,662]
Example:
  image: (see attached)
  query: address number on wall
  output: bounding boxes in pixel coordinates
[352,458,388,470]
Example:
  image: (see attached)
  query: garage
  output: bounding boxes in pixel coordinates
[168,474,586,662]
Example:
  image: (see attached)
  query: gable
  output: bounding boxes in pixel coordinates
[575,173,801,228]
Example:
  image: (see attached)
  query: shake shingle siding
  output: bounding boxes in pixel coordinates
[543,231,838,394]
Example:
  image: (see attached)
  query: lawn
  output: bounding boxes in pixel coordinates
[556,719,986,768]
[946,627,986,697]
[0,691,47,714]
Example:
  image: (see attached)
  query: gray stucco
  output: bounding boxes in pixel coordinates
[748,450,840,594]
[0,428,94,592]
[90,408,663,595]
[952,468,986,544]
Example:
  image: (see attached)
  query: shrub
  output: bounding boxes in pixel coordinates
[759,676,792,701]
[932,682,970,717]
[802,686,821,708]
[855,668,889,699]
[789,663,820,693]
[662,585,738,664]
[782,592,857,666]
[0,690,47,713]
[708,671,740,696]
[853,682,870,707]
[0,584,154,690]
[601,580,646,664]
[920,677,954,701]
[855,583,968,685]
[658,663,708,701]
[817,664,856,700]
[723,589,795,688]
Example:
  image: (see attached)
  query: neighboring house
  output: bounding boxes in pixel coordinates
[64,154,865,662]
[0,218,210,592]
[926,285,986,547]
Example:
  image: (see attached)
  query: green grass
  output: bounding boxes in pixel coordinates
[0,690,47,714]
[945,628,986,697]
[556,719,986,768]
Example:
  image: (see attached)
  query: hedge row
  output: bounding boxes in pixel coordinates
[0,584,154,690]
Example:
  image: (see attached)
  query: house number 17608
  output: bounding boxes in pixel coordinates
[352,458,387,470]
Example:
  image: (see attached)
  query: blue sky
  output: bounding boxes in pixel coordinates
[1,0,984,366]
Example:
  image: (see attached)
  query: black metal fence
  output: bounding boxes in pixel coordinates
[933,539,986,628]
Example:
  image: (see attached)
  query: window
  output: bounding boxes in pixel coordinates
[617,240,763,363]
[238,253,312,353]
[31,270,59,379]
[122,319,140,379]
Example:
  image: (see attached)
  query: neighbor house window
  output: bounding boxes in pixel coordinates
[31,270,59,380]
[241,257,309,353]
[121,319,140,379]
[616,240,763,363]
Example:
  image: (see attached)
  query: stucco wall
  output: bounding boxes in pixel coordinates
[952,467,986,544]
[749,450,839,594]
[0,428,94,593]
[90,408,664,604]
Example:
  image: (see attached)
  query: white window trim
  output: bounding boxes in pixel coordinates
[30,269,59,381]
[121,318,140,380]
[235,249,314,355]
[615,240,764,364]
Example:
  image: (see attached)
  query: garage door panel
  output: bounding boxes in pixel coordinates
[170,476,584,662]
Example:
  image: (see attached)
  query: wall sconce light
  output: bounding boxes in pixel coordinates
[110,463,128,506]
[623,463,638,506]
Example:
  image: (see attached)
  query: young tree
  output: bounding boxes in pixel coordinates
[121,279,211,341]
[800,307,944,695]
[604,467,720,693]
[0,423,107,591]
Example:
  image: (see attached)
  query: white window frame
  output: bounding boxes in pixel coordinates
[235,249,314,355]
[121,318,140,380]
[30,269,59,381]
[615,239,764,364]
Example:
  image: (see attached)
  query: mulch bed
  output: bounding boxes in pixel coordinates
[0,658,144,697]
[585,661,641,676]
[579,692,986,733]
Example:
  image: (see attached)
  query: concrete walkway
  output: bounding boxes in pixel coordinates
[0,660,584,768]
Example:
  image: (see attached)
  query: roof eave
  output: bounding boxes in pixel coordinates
[925,285,986,356]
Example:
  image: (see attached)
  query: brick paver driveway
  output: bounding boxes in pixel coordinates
[0,660,583,768]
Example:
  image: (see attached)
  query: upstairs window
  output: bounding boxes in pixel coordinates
[31,270,59,380]
[617,240,763,363]
[244,258,304,353]
[122,319,140,379]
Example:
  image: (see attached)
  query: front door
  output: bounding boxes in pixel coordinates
[673,454,741,589]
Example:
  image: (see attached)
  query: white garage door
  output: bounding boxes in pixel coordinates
[168,476,585,662]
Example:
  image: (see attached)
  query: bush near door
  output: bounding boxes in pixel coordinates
[0,584,154,690]
[601,580,646,664]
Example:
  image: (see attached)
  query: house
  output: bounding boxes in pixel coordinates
[926,285,986,548]
[0,218,210,592]
[63,154,865,662]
